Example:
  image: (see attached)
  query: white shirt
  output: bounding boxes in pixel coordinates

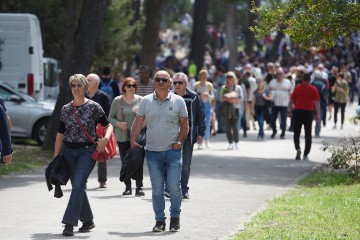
[269,78,293,106]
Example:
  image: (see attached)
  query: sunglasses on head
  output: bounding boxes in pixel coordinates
[70,83,83,89]
[154,77,169,83]
[173,81,184,85]
[126,84,136,88]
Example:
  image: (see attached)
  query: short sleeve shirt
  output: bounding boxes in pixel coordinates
[137,92,188,151]
[291,83,320,111]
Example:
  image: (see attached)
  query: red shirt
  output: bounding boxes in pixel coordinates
[290,83,320,111]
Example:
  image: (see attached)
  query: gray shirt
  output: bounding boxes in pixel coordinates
[137,92,188,151]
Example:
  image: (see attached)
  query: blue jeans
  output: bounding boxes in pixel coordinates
[62,145,96,226]
[146,148,182,221]
[255,106,265,137]
[203,102,211,141]
[181,134,194,195]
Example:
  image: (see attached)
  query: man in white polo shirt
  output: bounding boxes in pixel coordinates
[130,70,189,233]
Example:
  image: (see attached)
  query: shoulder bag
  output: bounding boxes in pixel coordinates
[71,102,109,162]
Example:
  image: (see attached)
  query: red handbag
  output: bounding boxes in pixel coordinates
[71,102,110,162]
[91,149,109,162]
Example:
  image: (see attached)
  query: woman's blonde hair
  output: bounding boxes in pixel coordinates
[69,74,88,91]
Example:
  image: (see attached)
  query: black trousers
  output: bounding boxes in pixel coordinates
[333,101,346,125]
[118,141,143,189]
[293,109,313,156]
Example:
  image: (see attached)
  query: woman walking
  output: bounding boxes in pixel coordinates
[220,71,243,150]
[332,72,349,129]
[252,79,273,140]
[108,77,144,196]
[53,74,113,236]
[194,69,214,149]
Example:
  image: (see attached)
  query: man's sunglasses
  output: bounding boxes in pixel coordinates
[173,81,184,85]
[154,77,169,83]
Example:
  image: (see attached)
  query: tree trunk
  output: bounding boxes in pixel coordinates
[267,31,284,63]
[43,0,112,151]
[139,0,165,70]
[190,0,210,73]
[226,3,237,71]
[245,0,260,58]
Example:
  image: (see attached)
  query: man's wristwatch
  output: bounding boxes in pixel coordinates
[177,141,182,147]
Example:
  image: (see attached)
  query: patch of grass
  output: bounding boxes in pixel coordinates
[0,144,52,176]
[234,171,360,240]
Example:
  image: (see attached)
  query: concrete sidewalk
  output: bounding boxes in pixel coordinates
[0,107,358,240]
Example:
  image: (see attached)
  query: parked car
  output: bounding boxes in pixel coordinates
[0,82,55,145]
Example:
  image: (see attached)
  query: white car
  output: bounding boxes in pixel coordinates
[0,82,55,145]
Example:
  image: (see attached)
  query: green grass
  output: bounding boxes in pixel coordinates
[0,143,52,176]
[234,171,360,240]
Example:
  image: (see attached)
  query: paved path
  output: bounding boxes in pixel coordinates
[0,106,358,240]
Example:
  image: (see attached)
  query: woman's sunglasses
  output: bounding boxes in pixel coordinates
[126,84,136,88]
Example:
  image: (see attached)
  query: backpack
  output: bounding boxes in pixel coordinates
[100,79,114,101]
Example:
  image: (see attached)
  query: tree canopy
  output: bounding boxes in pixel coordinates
[251,0,360,49]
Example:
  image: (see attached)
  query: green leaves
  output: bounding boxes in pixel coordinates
[251,0,360,49]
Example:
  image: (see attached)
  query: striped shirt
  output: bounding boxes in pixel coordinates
[136,78,155,96]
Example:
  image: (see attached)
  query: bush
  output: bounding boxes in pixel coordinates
[322,136,360,179]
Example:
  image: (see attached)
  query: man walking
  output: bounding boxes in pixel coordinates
[288,73,320,160]
[269,68,293,139]
[136,65,154,96]
[87,73,111,188]
[169,72,205,199]
[130,70,189,232]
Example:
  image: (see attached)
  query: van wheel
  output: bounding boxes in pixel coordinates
[33,119,49,145]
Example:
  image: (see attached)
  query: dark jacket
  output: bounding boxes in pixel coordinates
[174,89,206,145]
[45,155,70,198]
[120,127,146,182]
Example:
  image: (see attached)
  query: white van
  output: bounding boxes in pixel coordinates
[0,13,44,99]
[43,57,61,100]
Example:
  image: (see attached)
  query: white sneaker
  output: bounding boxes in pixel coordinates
[332,125,337,129]
[205,141,211,148]
[235,142,239,149]
[227,143,234,150]
[197,143,203,150]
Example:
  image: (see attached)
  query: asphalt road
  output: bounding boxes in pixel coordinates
[0,106,358,240]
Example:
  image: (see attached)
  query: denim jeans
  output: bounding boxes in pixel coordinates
[255,106,266,137]
[146,148,182,221]
[180,134,194,195]
[62,145,96,226]
[203,101,211,141]
[314,101,325,136]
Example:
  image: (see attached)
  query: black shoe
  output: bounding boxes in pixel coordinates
[295,149,301,160]
[62,224,74,236]
[152,221,166,232]
[243,133,247,138]
[122,188,132,195]
[271,130,277,139]
[280,134,285,139]
[182,192,190,199]
[169,217,180,232]
[79,221,95,232]
[164,191,170,198]
[135,188,145,196]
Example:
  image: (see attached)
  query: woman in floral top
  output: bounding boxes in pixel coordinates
[53,74,113,236]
